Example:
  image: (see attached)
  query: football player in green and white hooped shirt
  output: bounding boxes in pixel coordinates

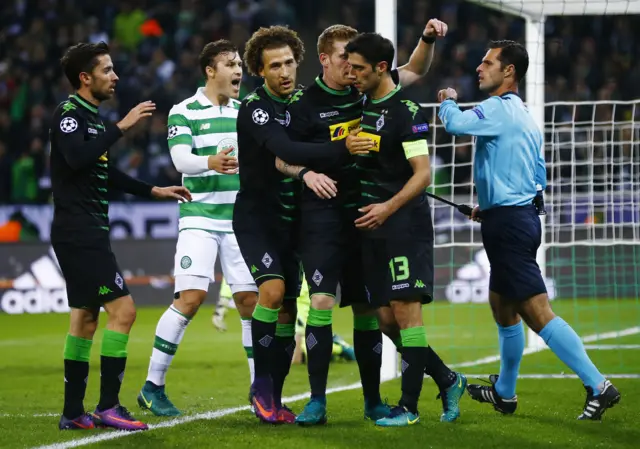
[137,40,258,417]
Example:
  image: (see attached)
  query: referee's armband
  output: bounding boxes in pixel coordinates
[402,140,429,160]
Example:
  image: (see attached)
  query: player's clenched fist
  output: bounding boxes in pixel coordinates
[208,147,239,174]
[424,19,448,38]
[117,101,156,132]
[346,127,374,155]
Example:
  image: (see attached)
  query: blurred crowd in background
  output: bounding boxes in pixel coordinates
[0,0,639,204]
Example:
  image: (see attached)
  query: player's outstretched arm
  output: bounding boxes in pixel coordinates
[397,18,448,87]
[275,157,338,199]
[438,88,503,137]
[239,102,371,171]
[108,165,192,202]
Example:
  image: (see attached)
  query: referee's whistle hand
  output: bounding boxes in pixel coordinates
[470,205,482,222]
[346,128,374,155]
[437,88,457,103]
[151,186,192,202]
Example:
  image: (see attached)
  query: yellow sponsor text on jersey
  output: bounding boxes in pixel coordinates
[329,118,361,141]
[357,131,381,152]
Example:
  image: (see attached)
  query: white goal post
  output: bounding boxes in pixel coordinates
[374,0,640,379]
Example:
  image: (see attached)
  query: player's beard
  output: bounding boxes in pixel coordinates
[92,87,113,102]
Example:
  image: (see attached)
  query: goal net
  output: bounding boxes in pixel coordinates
[374,0,640,378]
[423,99,640,376]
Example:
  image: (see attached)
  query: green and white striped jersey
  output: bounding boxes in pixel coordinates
[167,88,241,233]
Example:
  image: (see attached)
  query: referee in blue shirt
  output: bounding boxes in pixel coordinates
[438,40,620,420]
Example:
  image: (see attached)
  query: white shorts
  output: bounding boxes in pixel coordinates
[173,229,257,294]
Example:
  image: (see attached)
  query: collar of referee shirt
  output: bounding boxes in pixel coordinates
[500,91,520,99]
[70,93,99,114]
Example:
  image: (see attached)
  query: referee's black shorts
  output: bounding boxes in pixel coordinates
[52,235,130,311]
[480,204,547,301]
[233,202,302,301]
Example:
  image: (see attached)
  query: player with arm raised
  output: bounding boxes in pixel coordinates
[344,33,464,427]
[438,40,620,420]
[52,42,190,431]
[234,25,373,424]
[137,40,260,417]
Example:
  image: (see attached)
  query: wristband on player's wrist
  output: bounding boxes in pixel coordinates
[298,168,311,180]
[421,34,436,44]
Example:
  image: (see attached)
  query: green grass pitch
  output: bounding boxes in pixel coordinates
[0,299,638,449]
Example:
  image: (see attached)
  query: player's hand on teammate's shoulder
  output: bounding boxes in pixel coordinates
[424,18,449,38]
[346,128,374,155]
[151,186,192,202]
[302,171,338,199]
[208,147,239,174]
[437,88,458,103]
[117,101,156,132]
[355,202,393,230]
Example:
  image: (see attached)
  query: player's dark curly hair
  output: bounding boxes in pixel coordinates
[199,40,238,78]
[488,40,529,82]
[344,32,394,72]
[243,26,305,76]
[60,42,110,89]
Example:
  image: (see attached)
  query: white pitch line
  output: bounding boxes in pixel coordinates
[29,325,640,449]
[450,326,640,369]
[0,413,58,418]
[464,373,640,379]
[583,344,640,350]
[30,382,362,449]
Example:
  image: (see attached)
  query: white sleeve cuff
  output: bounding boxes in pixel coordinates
[170,144,210,175]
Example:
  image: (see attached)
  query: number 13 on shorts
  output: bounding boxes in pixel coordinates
[389,256,410,282]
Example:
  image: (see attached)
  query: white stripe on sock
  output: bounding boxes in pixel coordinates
[241,318,254,384]
[147,306,191,386]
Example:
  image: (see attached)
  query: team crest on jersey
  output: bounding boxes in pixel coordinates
[218,138,238,157]
[376,114,385,131]
[60,117,78,133]
[252,108,269,125]
[168,125,178,138]
[275,111,291,127]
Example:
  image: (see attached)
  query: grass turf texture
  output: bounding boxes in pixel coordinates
[0,299,638,449]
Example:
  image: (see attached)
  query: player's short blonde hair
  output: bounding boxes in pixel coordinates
[317,24,358,57]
